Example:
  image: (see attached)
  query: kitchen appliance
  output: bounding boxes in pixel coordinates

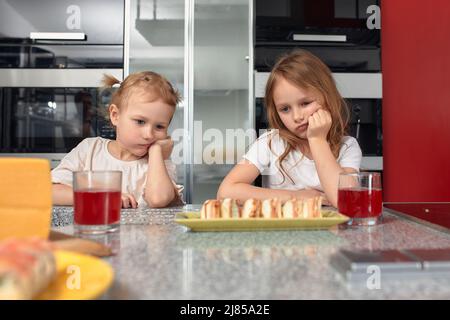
[0,0,125,167]
[255,0,381,72]
[0,0,124,69]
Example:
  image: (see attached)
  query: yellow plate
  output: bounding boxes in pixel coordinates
[175,210,350,232]
[36,250,114,300]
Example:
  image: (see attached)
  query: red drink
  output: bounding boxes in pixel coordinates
[74,189,121,225]
[338,188,383,219]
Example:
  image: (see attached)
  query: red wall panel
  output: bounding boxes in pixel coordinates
[382,0,450,201]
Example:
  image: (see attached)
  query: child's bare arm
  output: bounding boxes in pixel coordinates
[144,141,176,208]
[52,183,73,205]
[310,138,358,207]
[307,109,357,207]
[217,161,301,205]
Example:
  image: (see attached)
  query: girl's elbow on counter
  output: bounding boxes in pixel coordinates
[145,192,175,208]
[217,182,233,200]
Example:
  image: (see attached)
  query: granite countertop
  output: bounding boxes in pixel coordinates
[52,206,450,299]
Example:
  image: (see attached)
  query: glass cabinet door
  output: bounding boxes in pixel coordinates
[128,0,186,195]
[191,0,253,203]
[128,0,253,203]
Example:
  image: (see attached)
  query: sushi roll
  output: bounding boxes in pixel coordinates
[0,238,56,300]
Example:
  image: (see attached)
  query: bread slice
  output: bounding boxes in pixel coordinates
[242,199,261,218]
[200,199,221,219]
[302,197,323,218]
[261,198,282,218]
[313,196,323,218]
[282,198,302,218]
[221,198,240,219]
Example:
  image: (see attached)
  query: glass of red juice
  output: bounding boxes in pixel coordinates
[338,172,382,226]
[73,171,122,234]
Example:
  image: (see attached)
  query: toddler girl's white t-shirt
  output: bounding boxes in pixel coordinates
[51,137,184,207]
[242,130,362,191]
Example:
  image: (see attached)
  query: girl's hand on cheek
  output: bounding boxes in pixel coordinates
[306,108,332,141]
[121,193,138,209]
[150,137,174,159]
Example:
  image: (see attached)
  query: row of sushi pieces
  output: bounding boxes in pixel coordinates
[200,197,323,220]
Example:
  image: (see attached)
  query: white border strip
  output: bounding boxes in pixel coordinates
[0,69,123,87]
[292,34,347,42]
[255,72,382,99]
[29,32,86,40]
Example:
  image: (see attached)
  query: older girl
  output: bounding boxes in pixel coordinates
[218,50,362,207]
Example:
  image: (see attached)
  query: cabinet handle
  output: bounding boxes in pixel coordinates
[29,32,86,41]
[292,34,347,42]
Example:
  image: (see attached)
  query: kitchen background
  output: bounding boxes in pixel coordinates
[4,0,442,204]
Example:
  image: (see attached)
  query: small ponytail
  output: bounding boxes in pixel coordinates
[102,74,121,88]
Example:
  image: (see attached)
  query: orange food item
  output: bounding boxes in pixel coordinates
[0,158,52,241]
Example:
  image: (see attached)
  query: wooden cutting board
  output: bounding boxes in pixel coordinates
[49,230,113,257]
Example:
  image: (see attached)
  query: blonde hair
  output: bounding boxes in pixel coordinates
[265,50,350,184]
[102,71,181,112]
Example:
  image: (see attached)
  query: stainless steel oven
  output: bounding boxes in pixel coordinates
[0,0,124,69]
[0,0,125,167]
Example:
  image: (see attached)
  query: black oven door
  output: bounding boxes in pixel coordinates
[255,0,381,72]
[255,97,382,157]
[0,86,115,153]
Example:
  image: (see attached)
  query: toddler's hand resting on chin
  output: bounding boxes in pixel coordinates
[149,137,174,160]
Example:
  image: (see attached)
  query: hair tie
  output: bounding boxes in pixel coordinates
[112,81,121,88]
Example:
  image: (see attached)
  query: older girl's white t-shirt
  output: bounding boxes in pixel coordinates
[51,137,184,207]
[242,131,362,191]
